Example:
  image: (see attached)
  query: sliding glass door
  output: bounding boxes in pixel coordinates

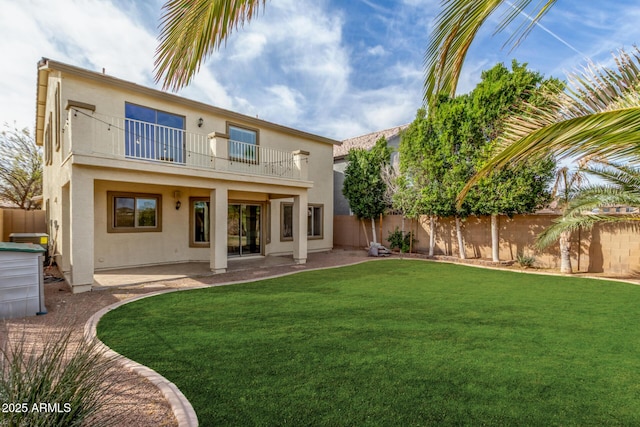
[227,204,261,257]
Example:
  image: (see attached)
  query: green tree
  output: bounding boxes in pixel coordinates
[463,61,558,261]
[426,2,640,228]
[342,138,391,245]
[400,96,476,259]
[0,125,42,209]
[401,62,557,261]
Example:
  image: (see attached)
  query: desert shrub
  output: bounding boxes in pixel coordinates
[0,327,124,427]
[516,254,536,268]
[387,228,416,253]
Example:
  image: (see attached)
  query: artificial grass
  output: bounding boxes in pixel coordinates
[97,260,640,426]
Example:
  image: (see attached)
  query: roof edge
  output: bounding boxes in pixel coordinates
[36,58,341,146]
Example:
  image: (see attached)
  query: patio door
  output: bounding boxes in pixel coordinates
[228,204,262,257]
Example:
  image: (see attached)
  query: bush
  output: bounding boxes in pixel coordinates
[516,254,536,268]
[387,228,416,253]
[0,326,125,427]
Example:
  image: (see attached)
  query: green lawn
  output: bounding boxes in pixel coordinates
[97,260,640,426]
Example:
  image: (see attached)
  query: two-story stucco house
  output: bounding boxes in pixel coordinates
[36,58,338,293]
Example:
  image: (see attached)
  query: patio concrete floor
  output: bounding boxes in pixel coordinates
[93,255,298,288]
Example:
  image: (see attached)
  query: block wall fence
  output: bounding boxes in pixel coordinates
[334,214,640,276]
[0,209,47,242]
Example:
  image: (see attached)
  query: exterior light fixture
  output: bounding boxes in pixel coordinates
[197,117,204,127]
[174,190,182,210]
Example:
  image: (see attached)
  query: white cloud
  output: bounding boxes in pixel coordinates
[263,85,305,121]
[367,45,387,56]
[0,0,159,129]
[230,32,268,62]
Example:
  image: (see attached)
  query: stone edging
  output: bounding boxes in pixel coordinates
[84,288,204,427]
[83,258,373,427]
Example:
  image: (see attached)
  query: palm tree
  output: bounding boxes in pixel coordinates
[536,163,640,268]
[539,162,589,273]
[155,0,266,91]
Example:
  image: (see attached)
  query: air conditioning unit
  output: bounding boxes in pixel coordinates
[10,233,49,262]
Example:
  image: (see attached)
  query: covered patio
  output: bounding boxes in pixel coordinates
[93,254,299,288]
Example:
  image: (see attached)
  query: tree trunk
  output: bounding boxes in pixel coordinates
[559,230,572,274]
[371,217,377,244]
[455,216,466,260]
[361,219,370,248]
[491,214,499,262]
[429,215,436,257]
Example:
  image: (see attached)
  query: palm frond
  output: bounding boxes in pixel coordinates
[584,163,640,192]
[424,0,556,106]
[535,211,640,249]
[536,171,640,249]
[458,47,640,204]
[155,0,266,91]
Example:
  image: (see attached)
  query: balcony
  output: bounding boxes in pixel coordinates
[75,115,306,180]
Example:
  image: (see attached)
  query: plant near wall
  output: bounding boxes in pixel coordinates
[461,61,559,262]
[387,227,416,253]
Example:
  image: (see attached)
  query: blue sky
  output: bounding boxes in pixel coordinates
[2,0,640,140]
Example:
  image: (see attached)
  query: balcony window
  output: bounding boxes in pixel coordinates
[124,103,185,163]
[228,125,258,164]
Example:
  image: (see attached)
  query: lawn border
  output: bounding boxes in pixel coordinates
[84,257,373,427]
[85,255,640,426]
[85,289,205,427]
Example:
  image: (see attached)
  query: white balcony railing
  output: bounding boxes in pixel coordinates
[227,139,299,179]
[83,115,302,180]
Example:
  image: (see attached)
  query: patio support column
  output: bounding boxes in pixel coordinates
[293,192,308,264]
[210,186,228,273]
[69,167,94,293]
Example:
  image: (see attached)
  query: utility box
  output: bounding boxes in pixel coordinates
[10,233,49,251]
[10,233,49,264]
[0,242,47,319]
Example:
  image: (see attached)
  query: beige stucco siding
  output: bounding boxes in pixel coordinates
[38,59,337,290]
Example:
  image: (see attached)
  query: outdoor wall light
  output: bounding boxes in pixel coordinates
[197,117,204,127]
[174,190,182,210]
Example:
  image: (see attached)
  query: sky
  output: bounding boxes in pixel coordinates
[1,0,640,141]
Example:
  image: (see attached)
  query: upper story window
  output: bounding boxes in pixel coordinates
[125,103,185,163]
[228,125,258,164]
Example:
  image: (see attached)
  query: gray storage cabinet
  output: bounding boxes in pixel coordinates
[0,242,47,319]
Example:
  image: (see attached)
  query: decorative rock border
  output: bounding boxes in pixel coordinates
[85,289,204,427]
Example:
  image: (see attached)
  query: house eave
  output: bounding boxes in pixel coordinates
[37,58,341,147]
[35,58,50,146]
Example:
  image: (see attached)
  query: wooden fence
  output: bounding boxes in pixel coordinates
[334,214,640,276]
[0,209,46,242]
